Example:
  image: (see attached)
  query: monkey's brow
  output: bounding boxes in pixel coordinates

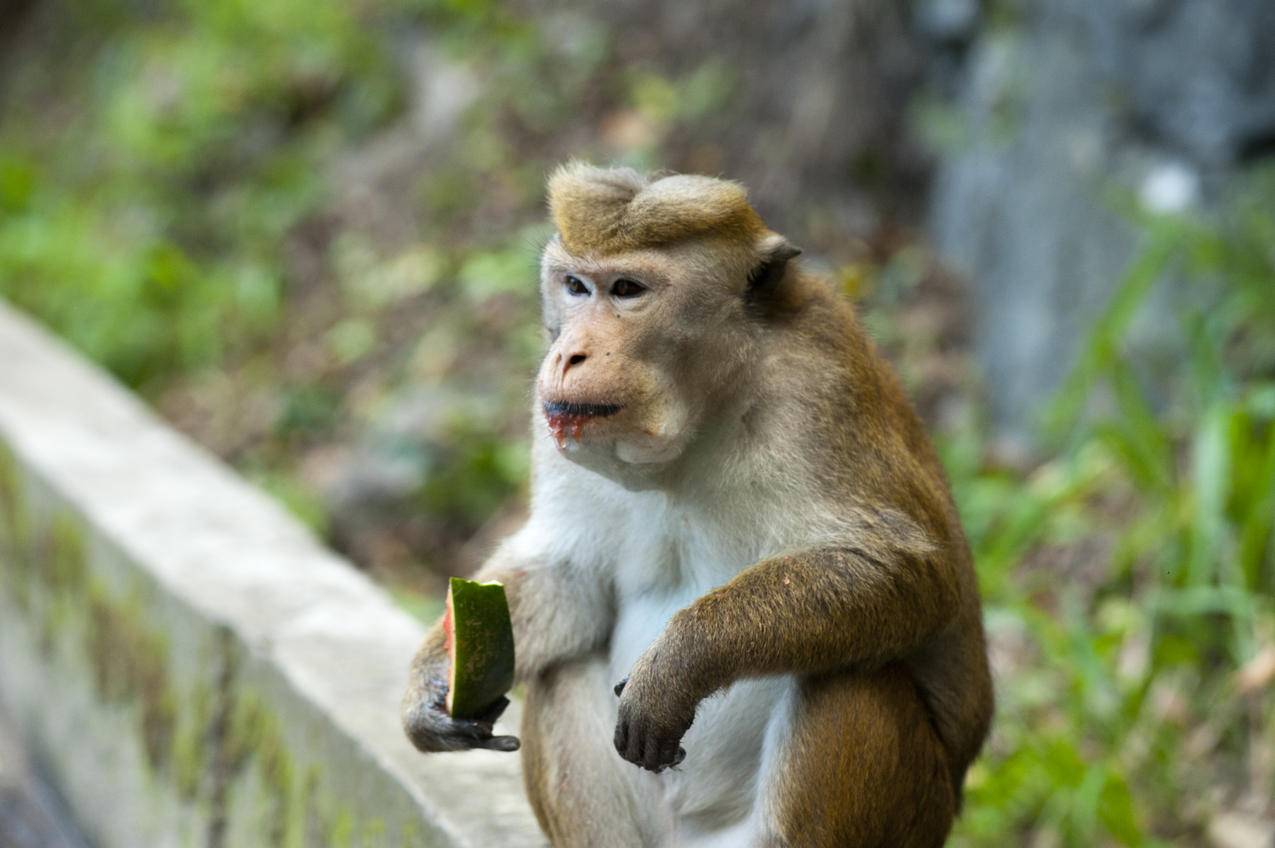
[545,257,667,284]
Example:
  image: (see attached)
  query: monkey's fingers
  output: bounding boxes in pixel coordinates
[436,720,516,752]
[615,714,643,765]
[624,727,644,766]
[476,734,521,752]
[405,706,505,753]
[642,735,665,772]
[458,698,517,751]
[649,740,687,773]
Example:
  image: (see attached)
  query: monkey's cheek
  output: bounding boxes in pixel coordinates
[613,423,688,465]
[612,401,691,465]
[615,438,675,464]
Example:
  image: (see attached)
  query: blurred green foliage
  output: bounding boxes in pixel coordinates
[949,170,1275,846]
[0,0,405,387]
[0,0,556,551]
[1,2,1272,845]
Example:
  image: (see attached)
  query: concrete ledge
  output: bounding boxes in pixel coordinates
[0,303,545,847]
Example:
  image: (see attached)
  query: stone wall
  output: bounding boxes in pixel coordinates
[0,303,544,847]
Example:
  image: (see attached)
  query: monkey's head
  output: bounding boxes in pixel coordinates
[536,163,800,485]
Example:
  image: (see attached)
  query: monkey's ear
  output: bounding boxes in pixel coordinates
[746,234,802,295]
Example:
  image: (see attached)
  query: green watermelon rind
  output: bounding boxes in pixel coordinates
[445,577,516,719]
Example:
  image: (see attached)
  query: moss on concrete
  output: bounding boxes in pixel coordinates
[45,513,88,597]
[0,484,187,784]
[226,691,299,846]
[0,444,32,607]
[83,582,178,776]
[356,816,386,848]
[0,449,433,848]
[0,448,89,639]
[173,681,216,801]
[399,821,422,848]
[0,444,24,539]
[326,810,356,848]
[31,512,89,655]
[302,767,325,848]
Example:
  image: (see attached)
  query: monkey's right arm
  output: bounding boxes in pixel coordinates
[401,532,614,753]
[400,618,520,753]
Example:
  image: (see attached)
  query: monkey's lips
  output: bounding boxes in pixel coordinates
[543,400,623,448]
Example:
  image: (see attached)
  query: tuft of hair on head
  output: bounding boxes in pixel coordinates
[547,161,770,257]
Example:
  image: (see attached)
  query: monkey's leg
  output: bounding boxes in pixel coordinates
[764,666,955,848]
[522,657,668,848]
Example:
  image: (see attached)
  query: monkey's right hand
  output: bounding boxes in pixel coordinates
[401,652,520,753]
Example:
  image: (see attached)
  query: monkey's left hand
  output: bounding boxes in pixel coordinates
[613,646,695,773]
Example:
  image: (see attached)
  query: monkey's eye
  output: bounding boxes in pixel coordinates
[611,278,646,299]
[564,275,589,297]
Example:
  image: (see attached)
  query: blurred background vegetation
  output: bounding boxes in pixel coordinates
[0,0,1271,845]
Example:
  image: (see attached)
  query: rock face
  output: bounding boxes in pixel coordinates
[928,0,1275,441]
[590,0,930,233]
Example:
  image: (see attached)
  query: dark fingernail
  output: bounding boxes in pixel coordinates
[673,747,686,766]
[489,736,521,752]
[646,736,671,773]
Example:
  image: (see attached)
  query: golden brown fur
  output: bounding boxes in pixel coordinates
[403,164,994,847]
[548,161,767,257]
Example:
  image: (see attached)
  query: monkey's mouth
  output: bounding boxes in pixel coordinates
[543,401,622,419]
[542,400,623,448]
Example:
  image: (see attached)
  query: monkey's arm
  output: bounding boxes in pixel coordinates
[401,618,520,753]
[403,532,614,753]
[660,541,962,684]
[615,516,965,771]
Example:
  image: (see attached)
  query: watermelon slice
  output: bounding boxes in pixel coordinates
[443,577,516,719]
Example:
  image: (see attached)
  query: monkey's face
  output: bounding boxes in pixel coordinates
[535,238,754,479]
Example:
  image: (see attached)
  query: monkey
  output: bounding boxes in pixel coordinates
[402,163,994,848]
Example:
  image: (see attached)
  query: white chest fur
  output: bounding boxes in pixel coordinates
[602,491,793,831]
[527,448,833,839]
